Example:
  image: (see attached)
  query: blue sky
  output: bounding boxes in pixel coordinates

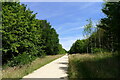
[21,2,106,51]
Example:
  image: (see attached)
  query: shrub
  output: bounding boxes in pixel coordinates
[8,52,36,67]
[92,48,108,53]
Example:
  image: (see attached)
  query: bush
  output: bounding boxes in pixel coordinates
[92,48,108,53]
[8,53,36,67]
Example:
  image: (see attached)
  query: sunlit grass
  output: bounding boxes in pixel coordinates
[68,52,119,79]
[2,54,64,79]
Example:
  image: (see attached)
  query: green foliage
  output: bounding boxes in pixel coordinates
[2,2,63,66]
[83,18,93,38]
[69,39,87,54]
[97,1,120,52]
[58,44,66,54]
[69,2,120,54]
[7,52,36,67]
[2,2,44,65]
[41,22,60,55]
[92,48,108,54]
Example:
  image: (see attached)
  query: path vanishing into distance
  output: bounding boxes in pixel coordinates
[22,54,68,80]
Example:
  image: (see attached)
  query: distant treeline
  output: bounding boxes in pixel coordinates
[69,2,120,54]
[2,2,66,66]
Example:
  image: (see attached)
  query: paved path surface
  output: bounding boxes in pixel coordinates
[22,54,68,80]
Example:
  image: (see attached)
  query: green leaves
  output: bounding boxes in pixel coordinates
[98,1,120,52]
[41,20,60,55]
[83,18,93,38]
[69,39,87,54]
[69,2,120,54]
[2,2,63,66]
[2,2,44,65]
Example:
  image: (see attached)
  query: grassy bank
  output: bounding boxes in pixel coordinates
[2,54,64,79]
[68,52,120,79]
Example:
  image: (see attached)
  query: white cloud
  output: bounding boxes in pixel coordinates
[78,2,96,10]
[55,19,85,32]
[56,22,80,31]
[42,12,63,19]
[60,26,84,35]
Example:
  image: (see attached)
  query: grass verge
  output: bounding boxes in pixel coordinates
[68,52,120,79]
[2,54,64,79]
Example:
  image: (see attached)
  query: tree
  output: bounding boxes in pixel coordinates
[40,20,60,55]
[2,2,62,66]
[83,19,94,53]
[58,44,66,54]
[97,1,120,52]
[2,2,45,65]
[69,39,87,54]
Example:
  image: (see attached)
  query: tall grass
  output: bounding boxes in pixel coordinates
[2,54,64,79]
[68,52,120,79]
